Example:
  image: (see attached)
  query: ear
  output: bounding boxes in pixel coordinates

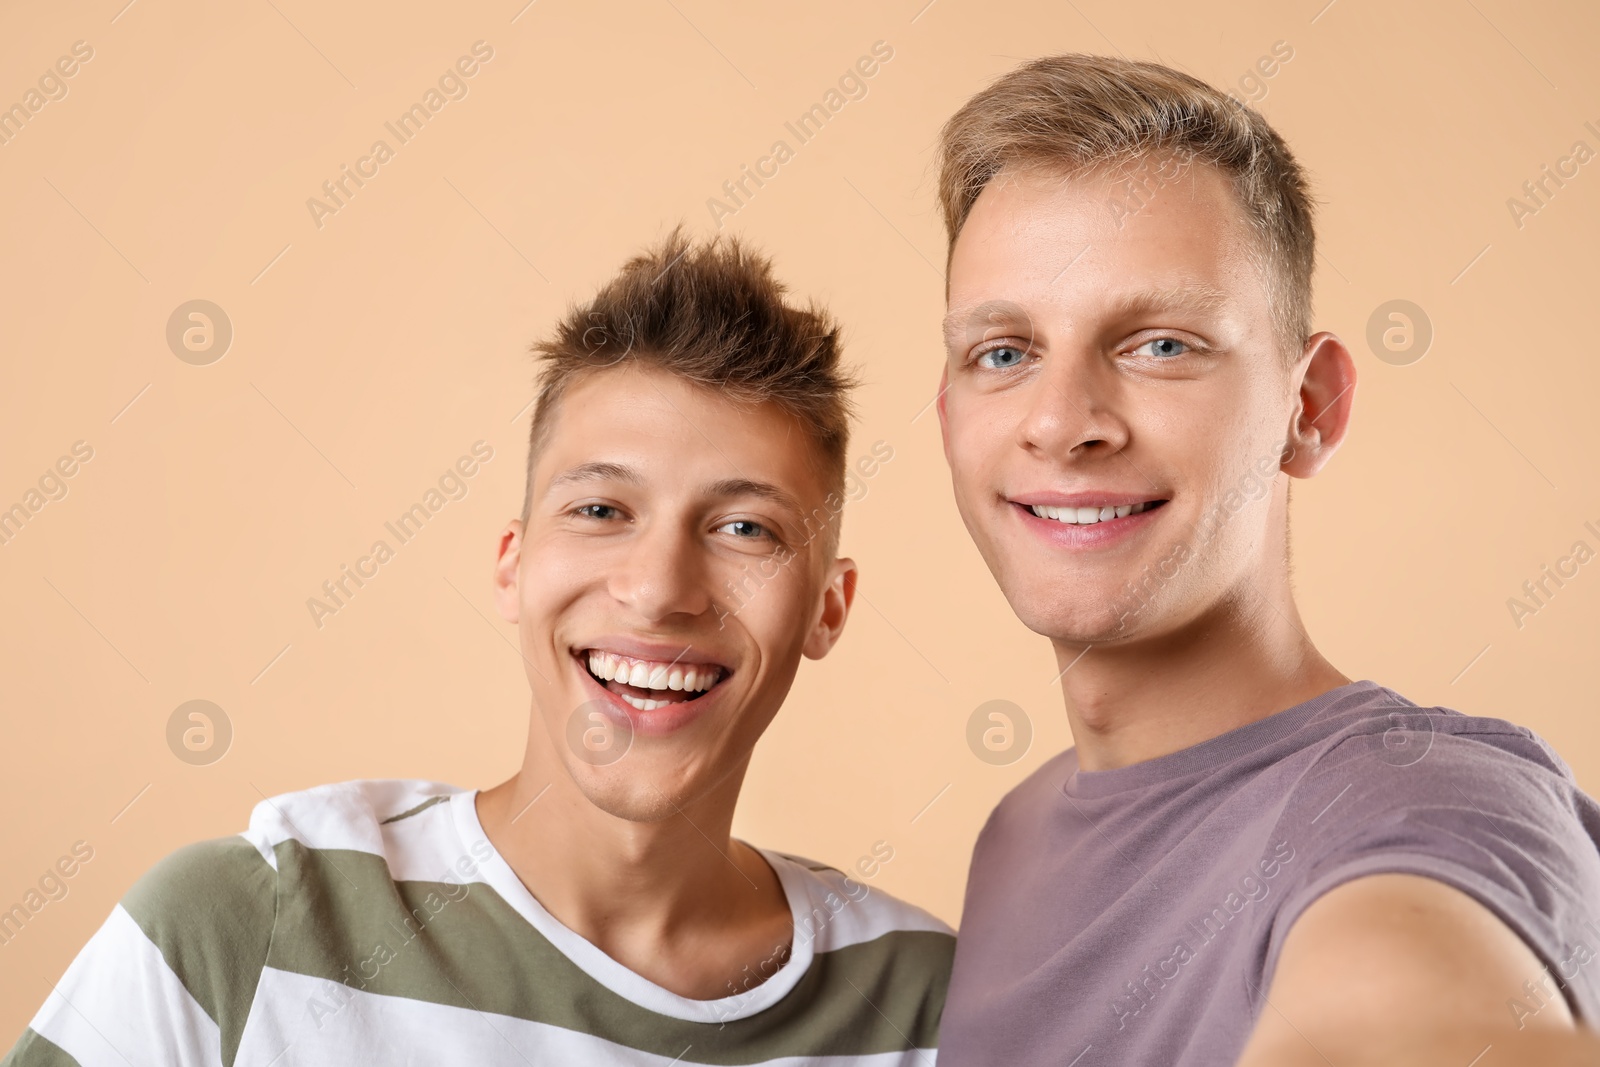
[493,520,525,624]
[802,555,858,660]
[1281,331,1357,479]
[935,365,954,465]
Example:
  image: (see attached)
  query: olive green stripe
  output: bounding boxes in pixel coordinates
[269,841,951,1062]
[379,795,450,825]
[0,1028,82,1067]
[119,836,277,1067]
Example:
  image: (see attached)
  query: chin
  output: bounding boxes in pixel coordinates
[985,554,1126,642]
[1012,596,1141,645]
[564,753,711,823]
[572,775,687,823]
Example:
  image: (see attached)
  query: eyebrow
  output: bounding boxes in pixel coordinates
[705,478,805,517]
[941,303,1036,351]
[543,464,804,516]
[545,461,641,492]
[942,283,1231,349]
[1100,283,1230,322]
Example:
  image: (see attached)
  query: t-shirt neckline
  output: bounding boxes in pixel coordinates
[449,788,814,1023]
[1063,679,1395,798]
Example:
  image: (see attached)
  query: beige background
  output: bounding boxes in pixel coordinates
[2,0,1598,1032]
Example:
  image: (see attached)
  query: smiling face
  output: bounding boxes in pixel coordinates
[494,362,855,822]
[938,159,1306,645]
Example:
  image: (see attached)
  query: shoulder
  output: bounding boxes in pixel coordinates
[121,831,277,950]
[749,851,954,1055]
[124,779,465,946]
[762,848,955,958]
[124,774,462,907]
[242,776,466,858]
[1309,692,1574,779]
[91,834,281,1064]
[18,782,465,1066]
[1269,694,1600,1018]
[123,833,277,932]
[237,777,480,922]
[122,779,465,971]
[1290,695,1594,833]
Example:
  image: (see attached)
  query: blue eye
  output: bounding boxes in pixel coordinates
[575,504,618,520]
[717,519,768,539]
[977,345,1027,369]
[1133,338,1190,358]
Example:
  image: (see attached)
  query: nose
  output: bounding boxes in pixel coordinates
[1016,346,1131,461]
[607,517,713,623]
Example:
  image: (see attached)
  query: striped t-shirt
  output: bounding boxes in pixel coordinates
[5,779,955,1066]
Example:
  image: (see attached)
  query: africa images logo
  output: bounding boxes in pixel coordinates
[1108,840,1295,1032]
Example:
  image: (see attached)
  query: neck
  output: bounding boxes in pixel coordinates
[475,715,791,998]
[1057,565,1349,772]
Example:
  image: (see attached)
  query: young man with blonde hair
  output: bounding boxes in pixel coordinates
[932,55,1600,1065]
[4,232,954,1066]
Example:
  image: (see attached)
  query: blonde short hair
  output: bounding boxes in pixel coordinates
[938,54,1316,360]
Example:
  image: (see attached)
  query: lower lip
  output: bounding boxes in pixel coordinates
[1014,501,1167,549]
[575,657,722,738]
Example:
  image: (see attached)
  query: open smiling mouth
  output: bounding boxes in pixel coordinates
[577,650,729,712]
[1023,499,1169,525]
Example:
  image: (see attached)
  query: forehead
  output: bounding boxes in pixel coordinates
[946,160,1268,331]
[534,364,829,500]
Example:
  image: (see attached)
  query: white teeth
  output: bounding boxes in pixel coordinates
[583,650,724,693]
[1030,500,1156,525]
[620,693,673,711]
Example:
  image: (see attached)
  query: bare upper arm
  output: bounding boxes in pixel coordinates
[1235,872,1600,1067]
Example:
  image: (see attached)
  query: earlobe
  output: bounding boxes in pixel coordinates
[802,558,858,660]
[1281,331,1357,480]
[493,521,524,624]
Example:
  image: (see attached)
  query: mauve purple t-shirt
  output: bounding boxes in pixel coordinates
[938,679,1600,1066]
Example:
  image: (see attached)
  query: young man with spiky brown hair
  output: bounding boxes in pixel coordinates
[4,231,954,1066]
[930,55,1600,1065]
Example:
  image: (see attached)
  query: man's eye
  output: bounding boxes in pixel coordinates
[575,504,619,520]
[717,519,769,539]
[976,345,1027,369]
[1132,338,1190,358]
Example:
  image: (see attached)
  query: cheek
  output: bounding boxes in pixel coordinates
[946,392,1013,476]
[1149,382,1255,471]
[519,547,594,636]
[722,562,815,654]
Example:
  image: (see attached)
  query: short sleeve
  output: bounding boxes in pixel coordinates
[1266,725,1600,1024]
[2,835,278,1067]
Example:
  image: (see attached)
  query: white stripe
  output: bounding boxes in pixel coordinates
[377,794,495,886]
[235,967,934,1067]
[247,779,464,857]
[783,860,955,951]
[29,904,222,1067]
[243,779,489,888]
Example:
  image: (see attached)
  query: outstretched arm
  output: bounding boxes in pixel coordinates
[1236,873,1600,1067]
